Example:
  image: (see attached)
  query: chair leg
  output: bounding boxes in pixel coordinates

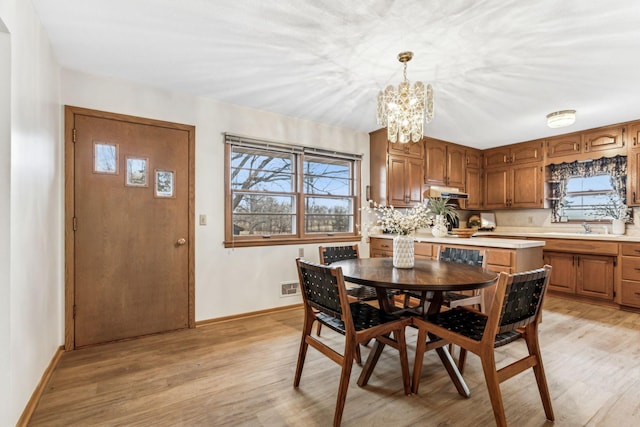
[294,313,315,387]
[395,327,411,395]
[480,351,507,427]
[458,348,468,375]
[354,343,362,365]
[524,329,555,421]
[334,345,355,427]
[411,327,429,394]
[316,321,322,336]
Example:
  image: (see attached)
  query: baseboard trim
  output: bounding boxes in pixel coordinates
[195,303,302,327]
[16,345,65,427]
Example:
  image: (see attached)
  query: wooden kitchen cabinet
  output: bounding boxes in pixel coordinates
[620,243,640,308]
[369,128,425,207]
[465,166,483,210]
[388,155,424,206]
[484,140,544,168]
[582,124,626,154]
[424,138,465,190]
[626,122,640,206]
[544,251,614,300]
[545,124,626,165]
[483,163,543,209]
[369,236,393,257]
[542,238,617,302]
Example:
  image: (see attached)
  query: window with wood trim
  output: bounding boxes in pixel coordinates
[224,135,361,247]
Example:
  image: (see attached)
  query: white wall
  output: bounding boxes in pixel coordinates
[62,69,370,321]
[0,16,11,425]
[0,0,63,424]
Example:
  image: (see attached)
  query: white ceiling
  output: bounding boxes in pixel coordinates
[30,0,640,148]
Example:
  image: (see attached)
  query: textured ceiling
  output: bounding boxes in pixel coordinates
[30,0,640,148]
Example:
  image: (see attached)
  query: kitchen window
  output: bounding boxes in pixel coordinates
[549,155,630,222]
[224,134,361,247]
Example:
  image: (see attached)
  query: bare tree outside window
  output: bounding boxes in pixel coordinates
[226,142,360,246]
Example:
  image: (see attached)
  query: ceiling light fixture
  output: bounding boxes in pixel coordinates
[377,51,434,143]
[546,110,576,128]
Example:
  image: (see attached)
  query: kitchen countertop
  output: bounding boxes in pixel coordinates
[475,230,640,243]
[369,233,544,249]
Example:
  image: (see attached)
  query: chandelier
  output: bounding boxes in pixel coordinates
[377,51,434,143]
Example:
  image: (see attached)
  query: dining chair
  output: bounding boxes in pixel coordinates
[404,246,488,313]
[412,265,554,427]
[294,258,411,427]
[318,244,378,302]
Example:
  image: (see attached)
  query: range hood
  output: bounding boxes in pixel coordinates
[425,186,469,200]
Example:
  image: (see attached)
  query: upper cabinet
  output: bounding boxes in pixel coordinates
[483,140,544,209]
[627,123,640,206]
[484,140,544,168]
[464,148,483,210]
[545,124,627,164]
[424,138,465,190]
[369,128,424,207]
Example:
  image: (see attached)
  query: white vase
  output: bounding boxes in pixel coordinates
[431,215,448,238]
[393,234,414,268]
[612,219,625,235]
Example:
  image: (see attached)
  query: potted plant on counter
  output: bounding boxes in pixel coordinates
[426,196,459,238]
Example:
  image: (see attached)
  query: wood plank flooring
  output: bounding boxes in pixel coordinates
[28,296,640,426]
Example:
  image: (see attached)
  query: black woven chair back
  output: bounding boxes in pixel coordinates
[319,245,359,265]
[497,267,550,334]
[439,247,483,267]
[297,260,343,319]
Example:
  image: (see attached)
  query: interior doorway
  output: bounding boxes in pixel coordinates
[65,106,195,349]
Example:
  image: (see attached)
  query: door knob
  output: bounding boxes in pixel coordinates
[177,238,186,246]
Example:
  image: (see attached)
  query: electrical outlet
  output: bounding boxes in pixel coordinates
[298,247,304,257]
[527,216,533,224]
[280,281,300,297]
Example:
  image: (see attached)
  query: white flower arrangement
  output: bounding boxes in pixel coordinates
[589,193,632,222]
[365,202,432,235]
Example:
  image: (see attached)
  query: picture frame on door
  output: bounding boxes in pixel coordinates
[125,156,149,187]
[93,142,119,174]
[154,169,175,198]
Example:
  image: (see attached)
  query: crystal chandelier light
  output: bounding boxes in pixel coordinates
[377,51,434,143]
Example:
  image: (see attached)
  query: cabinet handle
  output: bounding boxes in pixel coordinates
[636,292,640,296]
[634,136,637,146]
[634,192,637,204]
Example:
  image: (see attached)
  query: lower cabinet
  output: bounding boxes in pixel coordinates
[543,252,615,300]
[620,243,640,308]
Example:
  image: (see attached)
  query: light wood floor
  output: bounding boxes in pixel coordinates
[28,296,640,426]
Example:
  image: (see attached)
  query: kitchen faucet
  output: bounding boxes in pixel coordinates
[582,222,592,233]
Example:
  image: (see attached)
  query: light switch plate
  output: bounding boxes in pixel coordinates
[199,214,207,225]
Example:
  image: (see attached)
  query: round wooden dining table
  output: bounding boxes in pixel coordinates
[331,257,499,397]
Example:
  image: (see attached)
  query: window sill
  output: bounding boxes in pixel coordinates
[223,235,361,248]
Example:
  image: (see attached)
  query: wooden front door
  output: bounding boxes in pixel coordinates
[65,106,195,349]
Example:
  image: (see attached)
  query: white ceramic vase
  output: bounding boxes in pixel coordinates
[612,219,625,235]
[431,215,448,238]
[393,234,414,268]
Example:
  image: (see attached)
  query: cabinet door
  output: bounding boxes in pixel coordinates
[484,147,510,168]
[388,140,424,158]
[583,125,625,153]
[627,123,640,206]
[543,252,576,293]
[576,255,614,300]
[388,155,423,207]
[483,167,509,209]
[511,140,544,164]
[424,140,447,187]
[546,134,582,159]
[447,144,466,189]
[466,148,483,169]
[407,157,424,205]
[387,155,408,206]
[511,164,543,208]
[628,149,640,206]
[465,168,483,210]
